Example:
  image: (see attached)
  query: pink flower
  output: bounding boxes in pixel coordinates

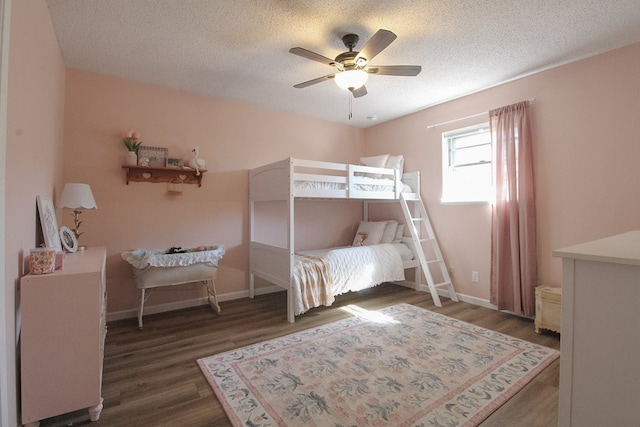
[122,129,142,151]
[121,129,141,139]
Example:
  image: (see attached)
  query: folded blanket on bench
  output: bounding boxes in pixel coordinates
[121,245,225,269]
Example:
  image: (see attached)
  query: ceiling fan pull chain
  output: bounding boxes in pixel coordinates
[348,92,353,120]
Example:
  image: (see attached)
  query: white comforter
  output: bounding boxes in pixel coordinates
[294,243,405,315]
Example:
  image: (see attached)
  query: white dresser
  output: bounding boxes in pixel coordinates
[553,232,640,426]
[20,247,107,426]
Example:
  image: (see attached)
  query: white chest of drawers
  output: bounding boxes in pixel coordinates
[20,247,107,426]
[553,233,640,426]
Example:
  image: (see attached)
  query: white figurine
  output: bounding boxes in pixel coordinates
[188,146,206,176]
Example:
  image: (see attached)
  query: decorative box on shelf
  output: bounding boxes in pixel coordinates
[122,165,206,187]
[534,284,561,334]
[137,146,168,167]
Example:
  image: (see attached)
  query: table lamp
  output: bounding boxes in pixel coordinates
[58,183,97,251]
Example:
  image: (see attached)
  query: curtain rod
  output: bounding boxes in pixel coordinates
[426,98,535,129]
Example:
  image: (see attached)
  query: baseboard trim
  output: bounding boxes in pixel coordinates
[441,289,497,310]
[252,285,283,296]
[107,283,499,322]
[106,286,285,322]
[418,285,497,309]
[435,289,533,319]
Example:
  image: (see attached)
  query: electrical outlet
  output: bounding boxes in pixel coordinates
[472,271,479,283]
[448,267,454,278]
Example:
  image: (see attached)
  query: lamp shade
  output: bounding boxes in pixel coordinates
[58,183,97,210]
[334,69,368,91]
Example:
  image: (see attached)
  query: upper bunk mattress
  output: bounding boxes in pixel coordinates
[294,177,413,193]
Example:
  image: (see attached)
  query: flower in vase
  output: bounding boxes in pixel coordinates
[122,129,142,152]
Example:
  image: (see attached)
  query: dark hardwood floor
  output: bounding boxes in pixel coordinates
[40,282,560,426]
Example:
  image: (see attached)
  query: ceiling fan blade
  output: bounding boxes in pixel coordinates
[366,65,422,76]
[289,47,338,68]
[293,74,336,88]
[355,29,397,63]
[351,85,367,98]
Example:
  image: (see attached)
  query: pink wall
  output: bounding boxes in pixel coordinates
[4,0,66,425]
[62,69,364,313]
[365,42,640,302]
[4,4,640,422]
[63,41,640,314]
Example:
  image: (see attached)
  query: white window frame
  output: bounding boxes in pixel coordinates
[441,123,493,204]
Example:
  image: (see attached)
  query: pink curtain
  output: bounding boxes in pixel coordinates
[490,101,537,316]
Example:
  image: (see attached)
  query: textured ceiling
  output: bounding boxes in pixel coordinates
[46,0,640,128]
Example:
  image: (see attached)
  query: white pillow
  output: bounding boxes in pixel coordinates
[381,220,398,243]
[393,224,405,243]
[359,154,389,179]
[393,242,415,262]
[352,221,387,246]
[360,154,389,168]
[386,154,404,179]
[401,236,418,258]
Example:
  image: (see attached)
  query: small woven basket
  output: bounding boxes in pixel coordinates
[167,178,183,194]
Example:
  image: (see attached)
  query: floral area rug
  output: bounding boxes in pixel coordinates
[197,303,559,426]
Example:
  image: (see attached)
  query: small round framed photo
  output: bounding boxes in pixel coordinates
[59,226,78,253]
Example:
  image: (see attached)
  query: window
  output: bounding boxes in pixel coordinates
[441,123,492,203]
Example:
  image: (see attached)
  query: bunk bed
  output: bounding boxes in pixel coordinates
[249,157,444,322]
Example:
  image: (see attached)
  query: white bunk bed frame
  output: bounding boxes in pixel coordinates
[249,157,457,322]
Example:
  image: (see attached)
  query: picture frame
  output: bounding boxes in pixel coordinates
[36,195,62,252]
[59,226,78,253]
[166,157,184,168]
[137,146,168,167]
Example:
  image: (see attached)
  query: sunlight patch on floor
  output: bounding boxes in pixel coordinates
[340,304,400,324]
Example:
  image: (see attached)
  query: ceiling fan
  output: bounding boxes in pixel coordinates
[289,29,421,98]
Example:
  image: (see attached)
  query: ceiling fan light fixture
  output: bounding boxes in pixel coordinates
[334,69,368,91]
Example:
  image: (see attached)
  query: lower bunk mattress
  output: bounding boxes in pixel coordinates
[294,243,407,316]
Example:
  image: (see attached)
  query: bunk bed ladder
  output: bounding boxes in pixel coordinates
[399,193,459,307]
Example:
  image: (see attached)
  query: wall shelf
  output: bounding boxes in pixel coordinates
[122,165,206,187]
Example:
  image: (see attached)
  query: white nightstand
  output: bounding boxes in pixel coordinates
[534,284,561,334]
